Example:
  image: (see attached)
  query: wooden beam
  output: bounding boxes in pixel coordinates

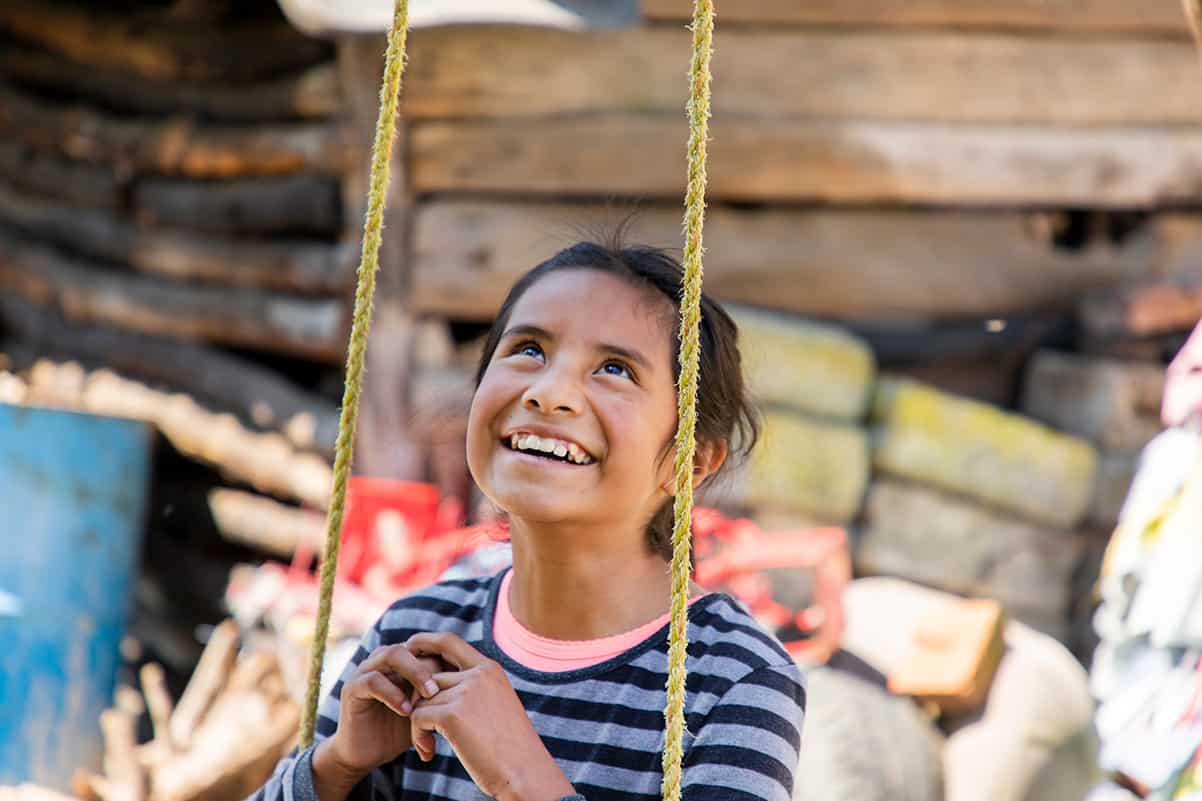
[402,27,1202,125]
[0,185,354,294]
[0,141,121,209]
[0,0,332,83]
[0,45,340,122]
[207,488,327,559]
[0,232,347,362]
[411,201,1155,320]
[640,0,1187,33]
[0,83,347,178]
[0,299,340,455]
[410,116,1202,206]
[132,175,342,236]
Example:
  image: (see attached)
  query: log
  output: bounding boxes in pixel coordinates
[0,83,348,178]
[402,26,1202,125]
[0,232,347,362]
[411,201,1153,320]
[0,185,355,294]
[207,488,327,559]
[0,0,332,83]
[1081,274,1202,339]
[98,709,145,801]
[132,175,342,236]
[138,663,176,752]
[411,116,1202,206]
[168,620,239,751]
[0,300,340,454]
[0,44,340,121]
[0,141,121,208]
[640,0,1187,32]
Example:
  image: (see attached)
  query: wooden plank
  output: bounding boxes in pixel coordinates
[0,83,347,178]
[0,232,347,362]
[0,0,332,83]
[133,176,342,236]
[402,26,1202,125]
[167,619,239,751]
[641,0,1187,32]
[207,488,327,559]
[411,116,1202,206]
[411,201,1153,320]
[0,185,354,294]
[0,44,340,121]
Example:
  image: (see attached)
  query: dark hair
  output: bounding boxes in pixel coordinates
[474,234,759,561]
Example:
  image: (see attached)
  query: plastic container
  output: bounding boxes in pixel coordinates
[340,477,441,582]
[0,403,152,791]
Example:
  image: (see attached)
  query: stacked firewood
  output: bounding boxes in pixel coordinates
[68,621,299,801]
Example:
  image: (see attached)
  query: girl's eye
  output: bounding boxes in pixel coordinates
[600,361,632,379]
[513,341,543,359]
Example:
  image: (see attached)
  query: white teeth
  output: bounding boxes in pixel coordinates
[509,433,593,464]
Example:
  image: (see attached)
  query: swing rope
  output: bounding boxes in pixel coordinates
[298,0,410,748]
[1186,0,1202,63]
[661,1,715,800]
[297,7,717,801]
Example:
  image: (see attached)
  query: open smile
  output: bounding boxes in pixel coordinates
[501,432,596,465]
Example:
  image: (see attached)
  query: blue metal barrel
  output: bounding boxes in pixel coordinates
[0,402,152,791]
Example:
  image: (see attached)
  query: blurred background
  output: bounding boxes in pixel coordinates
[2,1,1202,800]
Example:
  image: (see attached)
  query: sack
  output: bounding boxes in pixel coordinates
[888,598,1006,716]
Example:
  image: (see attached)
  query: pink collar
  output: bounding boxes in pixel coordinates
[493,569,702,672]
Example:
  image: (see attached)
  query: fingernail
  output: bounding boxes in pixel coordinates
[424,679,440,697]
[401,700,413,715]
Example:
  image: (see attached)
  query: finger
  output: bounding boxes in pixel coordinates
[405,632,485,671]
[359,644,442,699]
[410,718,436,762]
[347,670,412,718]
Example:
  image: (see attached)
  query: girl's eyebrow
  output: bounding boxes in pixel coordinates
[501,324,551,341]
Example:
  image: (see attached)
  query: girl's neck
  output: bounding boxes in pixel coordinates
[506,520,684,641]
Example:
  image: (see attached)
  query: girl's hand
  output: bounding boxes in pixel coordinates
[320,644,446,780]
[405,632,577,801]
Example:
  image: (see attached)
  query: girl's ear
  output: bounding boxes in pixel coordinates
[691,438,728,489]
[658,439,728,495]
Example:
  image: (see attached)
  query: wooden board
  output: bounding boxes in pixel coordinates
[640,0,1187,32]
[0,185,354,294]
[410,116,1202,206]
[0,83,347,178]
[0,141,120,208]
[0,232,347,362]
[402,26,1202,125]
[411,201,1154,320]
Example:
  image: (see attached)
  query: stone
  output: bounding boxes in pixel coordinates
[872,377,1098,528]
[856,479,1081,619]
[733,409,870,524]
[1021,349,1164,453]
[730,306,875,422]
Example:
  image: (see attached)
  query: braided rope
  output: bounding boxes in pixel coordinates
[661,2,715,800]
[1187,0,1202,64]
[299,0,410,748]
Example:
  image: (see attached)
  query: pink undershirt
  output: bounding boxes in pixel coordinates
[493,569,705,672]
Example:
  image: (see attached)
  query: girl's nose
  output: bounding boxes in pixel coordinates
[522,369,581,415]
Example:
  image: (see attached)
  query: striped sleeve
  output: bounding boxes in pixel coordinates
[243,621,388,801]
[681,663,807,801]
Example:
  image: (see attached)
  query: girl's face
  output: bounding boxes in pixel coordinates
[467,269,679,534]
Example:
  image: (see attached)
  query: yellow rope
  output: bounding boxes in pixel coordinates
[1186,0,1202,62]
[299,0,410,748]
[661,2,715,800]
[297,5,716,798]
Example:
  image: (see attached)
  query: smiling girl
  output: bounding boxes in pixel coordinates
[250,238,807,801]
